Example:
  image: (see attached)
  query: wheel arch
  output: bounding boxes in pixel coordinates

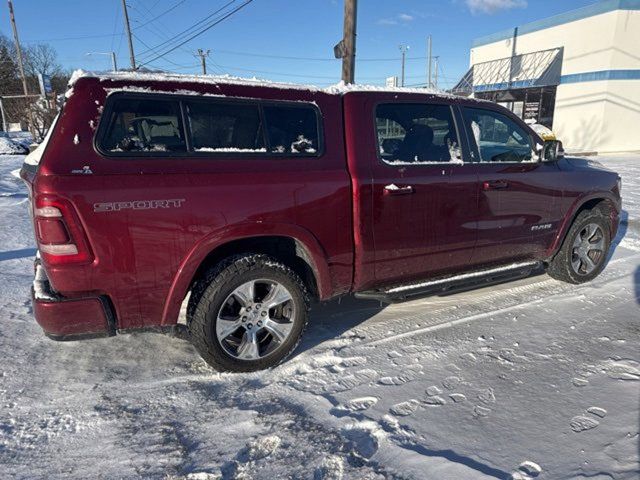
[160,224,332,326]
[546,193,619,260]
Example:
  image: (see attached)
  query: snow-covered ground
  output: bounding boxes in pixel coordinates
[1,154,638,480]
[0,131,32,152]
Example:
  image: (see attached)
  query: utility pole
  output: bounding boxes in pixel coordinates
[121,0,136,69]
[0,98,7,132]
[427,35,433,89]
[434,56,439,90]
[341,0,357,84]
[508,27,518,89]
[399,45,409,87]
[195,49,210,75]
[7,0,28,97]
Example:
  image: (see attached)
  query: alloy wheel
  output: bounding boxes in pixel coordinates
[571,223,605,275]
[215,279,296,360]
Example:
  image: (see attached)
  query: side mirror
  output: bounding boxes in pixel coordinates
[542,140,564,162]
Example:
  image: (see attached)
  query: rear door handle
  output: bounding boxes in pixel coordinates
[483,180,509,190]
[384,184,414,196]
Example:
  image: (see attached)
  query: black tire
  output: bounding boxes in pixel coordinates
[187,254,310,372]
[547,208,611,284]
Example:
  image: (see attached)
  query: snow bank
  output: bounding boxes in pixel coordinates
[0,137,27,155]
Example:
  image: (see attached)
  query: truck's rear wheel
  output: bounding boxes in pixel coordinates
[547,208,611,284]
[188,254,310,372]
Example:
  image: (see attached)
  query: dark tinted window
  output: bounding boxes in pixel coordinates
[101,98,186,153]
[375,103,461,164]
[263,105,319,154]
[462,107,534,163]
[187,101,265,152]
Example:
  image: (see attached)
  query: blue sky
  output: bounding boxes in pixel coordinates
[1,0,600,88]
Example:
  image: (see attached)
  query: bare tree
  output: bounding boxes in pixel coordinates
[24,43,62,78]
[29,97,59,140]
[0,36,69,138]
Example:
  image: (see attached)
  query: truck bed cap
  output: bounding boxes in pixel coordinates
[68,69,471,100]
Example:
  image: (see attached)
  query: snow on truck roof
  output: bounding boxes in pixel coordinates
[68,69,463,99]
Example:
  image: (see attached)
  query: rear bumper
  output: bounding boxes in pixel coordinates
[32,260,116,341]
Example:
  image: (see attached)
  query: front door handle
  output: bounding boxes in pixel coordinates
[384,184,414,196]
[483,180,509,190]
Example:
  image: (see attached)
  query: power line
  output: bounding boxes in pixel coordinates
[207,58,226,75]
[136,0,239,59]
[134,0,188,30]
[138,0,255,67]
[212,63,339,79]
[23,32,122,42]
[19,0,187,44]
[131,33,196,71]
[205,49,430,63]
[129,1,195,60]
[144,61,200,71]
[116,22,126,60]
[214,49,336,62]
[109,1,121,52]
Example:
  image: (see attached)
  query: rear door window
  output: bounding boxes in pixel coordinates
[375,103,462,164]
[263,105,319,155]
[186,101,265,153]
[101,97,186,153]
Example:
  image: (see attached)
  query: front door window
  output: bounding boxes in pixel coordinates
[462,107,535,163]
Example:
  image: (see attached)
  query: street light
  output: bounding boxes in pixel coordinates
[85,52,118,72]
[399,45,410,87]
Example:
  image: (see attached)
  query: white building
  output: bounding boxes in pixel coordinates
[454,0,640,154]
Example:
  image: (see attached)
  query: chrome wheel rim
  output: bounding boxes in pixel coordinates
[215,279,296,360]
[571,223,605,275]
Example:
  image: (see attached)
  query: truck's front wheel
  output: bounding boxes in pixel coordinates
[547,208,611,284]
[188,254,310,372]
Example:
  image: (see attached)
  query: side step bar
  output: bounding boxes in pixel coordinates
[355,261,545,303]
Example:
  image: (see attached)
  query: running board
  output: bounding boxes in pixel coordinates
[355,261,545,303]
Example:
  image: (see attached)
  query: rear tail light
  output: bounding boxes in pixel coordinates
[33,196,93,265]
[36,217,70,244]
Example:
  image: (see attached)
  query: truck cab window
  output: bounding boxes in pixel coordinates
[462,107,534,163]
[376,103,461,164]
[263,105,319,155]
[101,98,186,153]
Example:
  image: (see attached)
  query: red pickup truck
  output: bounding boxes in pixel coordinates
[21,72,621,372]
